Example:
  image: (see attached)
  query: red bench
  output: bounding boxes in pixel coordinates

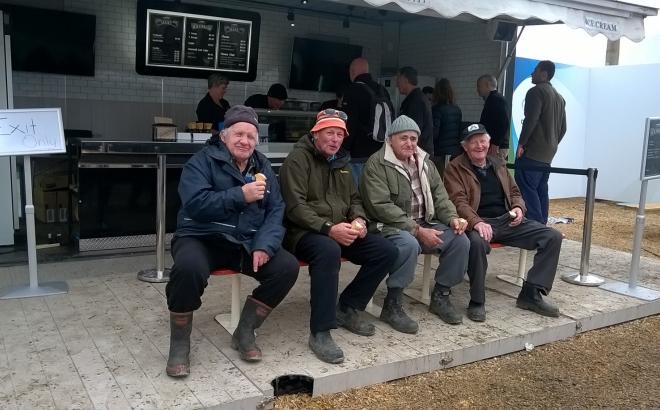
[211,258,380,333]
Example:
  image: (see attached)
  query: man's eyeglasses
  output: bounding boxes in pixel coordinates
[319,108,348,120]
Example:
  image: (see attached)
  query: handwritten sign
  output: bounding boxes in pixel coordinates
[641,117,660,181]
[0,108,65,157]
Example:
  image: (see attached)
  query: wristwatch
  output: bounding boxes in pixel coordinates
[320,221,334,235]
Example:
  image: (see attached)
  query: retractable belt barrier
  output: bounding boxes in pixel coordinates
[508,162,604,286]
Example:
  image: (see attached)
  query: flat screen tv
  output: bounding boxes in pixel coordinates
[289,38,362,92]
[6,5,96,76]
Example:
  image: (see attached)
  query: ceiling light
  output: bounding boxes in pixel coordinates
[300,0,308,4]
[287,10,295,26]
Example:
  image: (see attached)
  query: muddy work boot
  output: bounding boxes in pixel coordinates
[166,311,193,377]
[380,287,418,334]
[336,304,376,336]
[516,282,560,317]
[231,296,272,362]
[429,285,462,325]
[309,330,344,364]
[466,301,486,322]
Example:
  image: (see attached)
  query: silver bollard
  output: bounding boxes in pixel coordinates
[138,153,171,283]
[562,167,604,286]
[600,178,660,300]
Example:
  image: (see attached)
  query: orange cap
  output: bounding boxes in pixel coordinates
[310,109,349,135]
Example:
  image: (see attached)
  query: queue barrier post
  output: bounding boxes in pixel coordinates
[138,153,171,283]
[560,167,604,286]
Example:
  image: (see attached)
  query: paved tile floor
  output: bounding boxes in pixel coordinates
[0,240,658,409]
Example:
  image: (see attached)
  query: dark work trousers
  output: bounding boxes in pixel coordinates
[294,232,398,334]
[514,155,551,224]
[466,214,563,304]
[419,222,470,290]
[166,236,300,313]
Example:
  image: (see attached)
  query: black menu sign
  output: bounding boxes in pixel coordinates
[148,13,183,65]
[137,0,260,81]
[218,21,250,71]
[642,117,660,180]
[184,18,218,68]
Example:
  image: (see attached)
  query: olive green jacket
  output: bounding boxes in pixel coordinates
[359,142,458,237]
[279,134,366,251]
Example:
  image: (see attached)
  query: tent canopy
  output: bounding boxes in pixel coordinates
[328,0,658,42]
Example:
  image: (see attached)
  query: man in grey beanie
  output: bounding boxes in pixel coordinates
[359,115,471,328]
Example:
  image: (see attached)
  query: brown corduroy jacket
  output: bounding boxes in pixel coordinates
[443,154,526,230]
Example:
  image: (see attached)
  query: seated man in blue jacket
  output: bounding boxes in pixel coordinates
[165,105,299,377]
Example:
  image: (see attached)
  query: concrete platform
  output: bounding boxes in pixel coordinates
[0,239,658,409]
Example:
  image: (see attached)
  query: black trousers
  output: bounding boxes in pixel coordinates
[294,232,398,334]
[466,214,563,304]
[166,236,299,313]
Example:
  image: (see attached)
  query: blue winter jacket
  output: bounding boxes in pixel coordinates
[174,140,285,257]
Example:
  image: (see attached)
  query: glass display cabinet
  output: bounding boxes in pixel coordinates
[254,109,317,143]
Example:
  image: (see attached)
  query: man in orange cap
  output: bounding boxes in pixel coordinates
[280,109,398,364]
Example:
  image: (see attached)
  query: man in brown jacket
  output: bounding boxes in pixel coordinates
[444,124,563,320]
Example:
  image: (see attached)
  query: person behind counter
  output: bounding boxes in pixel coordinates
[245,83,289,141]
[244,83,288,110]
[165,105,300,377]
[196,73,231,131]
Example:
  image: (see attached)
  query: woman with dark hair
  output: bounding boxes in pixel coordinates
[431,78,463,175]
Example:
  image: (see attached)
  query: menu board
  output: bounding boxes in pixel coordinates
[184,18,217,68]
[218,21,250,71]
[136,0,260,81]
[641,117,660,181]
[147,13,184,65]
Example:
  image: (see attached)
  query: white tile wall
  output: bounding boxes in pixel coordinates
[398,18,502,121]
[9,0,382,139]
[8,0,501,138]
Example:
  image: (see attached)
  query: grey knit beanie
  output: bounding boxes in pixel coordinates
[388,115,420,137]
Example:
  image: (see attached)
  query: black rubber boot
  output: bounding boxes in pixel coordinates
[380,287,418,334]
[166,311,193,377]
[308,331,344,364]
[336,304,375,336]
[231,296,272,362]
[466,300,486,322]
[429,285,462,324]
[516,282,560,317]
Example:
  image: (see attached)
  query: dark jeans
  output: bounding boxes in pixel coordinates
[466,214,563,304]
[514,155,550,224]
[166,236,299,313]
[294,232,397,334]
[350,162,365,187]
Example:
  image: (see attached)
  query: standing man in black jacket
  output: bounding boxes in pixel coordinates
[342,57,394,184]
[477,74,510,160]
[397,66,434,155]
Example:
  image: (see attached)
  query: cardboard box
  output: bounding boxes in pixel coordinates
[56,190,69,223]
[153,116,177,141]
[153,124,177,141]
[35,174,69,191]
[34,190,57,223]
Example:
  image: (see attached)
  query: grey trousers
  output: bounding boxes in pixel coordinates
[466,214,563,304]
[420,222,470,290]
[384,230,421,289]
